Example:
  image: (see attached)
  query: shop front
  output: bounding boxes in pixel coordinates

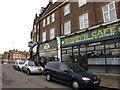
[39,39,59,65]
[61,22,120,74]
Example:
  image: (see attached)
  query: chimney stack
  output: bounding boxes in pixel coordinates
[49,0,53,3]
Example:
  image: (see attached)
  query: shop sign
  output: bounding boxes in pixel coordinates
[44,43,50,50]
[61,23,120,47]
[28,41,33,47]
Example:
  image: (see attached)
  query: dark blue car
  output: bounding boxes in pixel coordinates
[44,61,100,89]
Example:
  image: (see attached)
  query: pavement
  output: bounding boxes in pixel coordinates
[94,73,120,89]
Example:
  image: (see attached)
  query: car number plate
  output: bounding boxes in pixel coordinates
[38,69,42,70]
[94,81,99,84]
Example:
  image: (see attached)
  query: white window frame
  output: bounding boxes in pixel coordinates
[64,21,71,35]
[43,19,45,27]
[79,13,89,29]
[52,13,55,22]
[42,32,46,42]
[64,4,70,16]
[37,24,39,30]
[78,0,87,7]
[47,16,50,25]
[102,1,117,22]
[37,34,39,42]
[50,28,55,39]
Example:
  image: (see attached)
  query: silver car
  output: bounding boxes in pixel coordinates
[22,60,44,75]
[13,60,25,71]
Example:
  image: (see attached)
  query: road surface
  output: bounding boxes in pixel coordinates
[2,64,119,90]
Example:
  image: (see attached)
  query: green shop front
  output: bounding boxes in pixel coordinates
[61,22,120,74]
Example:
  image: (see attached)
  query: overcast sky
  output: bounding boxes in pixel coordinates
[0,0,57,54]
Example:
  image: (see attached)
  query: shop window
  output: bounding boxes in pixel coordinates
[80,47,86,52]
[106,49,120,65]
[73,48,78,53]
[116,42,120,48]
[87,46,94,51]
[62,54,72,62]
[80,52,86,56]
[105,44,115,49]
[62,50,67,54]
[95,45,104,50]
[67,49,72,53]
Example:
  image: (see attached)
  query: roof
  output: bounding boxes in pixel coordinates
[40,2,62,19]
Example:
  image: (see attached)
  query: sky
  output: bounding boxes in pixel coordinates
[0,0,57,54]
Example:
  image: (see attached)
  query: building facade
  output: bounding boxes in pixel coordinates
[30,0,120,74]
[3,49,30,60]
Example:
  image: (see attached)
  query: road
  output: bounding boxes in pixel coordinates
[2,64,119,90]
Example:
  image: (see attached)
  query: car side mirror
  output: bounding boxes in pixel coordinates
[64,70,69,73]
[25,64,27,66]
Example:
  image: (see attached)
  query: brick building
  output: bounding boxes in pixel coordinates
[30,0,120,74]
[3,49,30,60]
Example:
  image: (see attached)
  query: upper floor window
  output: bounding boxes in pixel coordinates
[43,19,46,27]
[64,21,71,35]
[102,2,117,22]
[47,16,50,25]
[37,34,39,42]
[79,13,89,29]
[50,28,55,39]
[78,0,87,7]
[52,13,55,22]
[64,4,70,16]
[42,32,46,42]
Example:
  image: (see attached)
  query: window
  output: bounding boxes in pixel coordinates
[43,19,45,27]
[42,32,46,42]
[47,16,50,25]
[52,13,55,22]
[79,13,89,29]
[102,2,117,22]
[37,34,39,42]
[64,4,70,16]
[50,28,55,39]
[37,24,39,30]
[78,0,87,7]
[60,64,68,71]
[64,21,71,35]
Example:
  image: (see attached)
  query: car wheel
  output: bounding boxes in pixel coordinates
[72,80,80,90]
[27,69,31,75]
[22,67,24,72]
[17,67,20,71]
[46,74,51,81]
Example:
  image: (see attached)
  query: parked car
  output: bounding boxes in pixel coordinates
[44,61,100,89]
[22,60,44,75]
[13,60,25,71]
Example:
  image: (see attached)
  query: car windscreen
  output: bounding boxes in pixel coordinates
[28,62,40,66]
[19,61,25,64]
[68,63,84,72]
[34,62,40,66]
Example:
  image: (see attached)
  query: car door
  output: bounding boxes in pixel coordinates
[49,63,60,79]
[58,63,72,84]
[23,61,28,72]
